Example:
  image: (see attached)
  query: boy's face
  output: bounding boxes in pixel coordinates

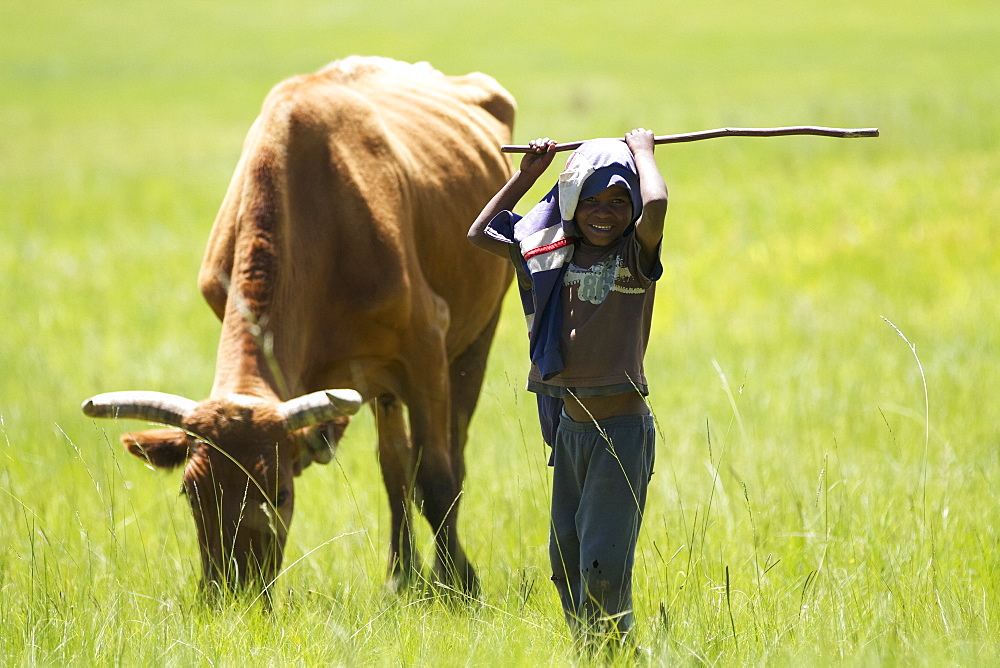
[573,185,633,246]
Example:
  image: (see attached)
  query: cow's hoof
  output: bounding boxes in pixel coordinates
[432,561,480,600]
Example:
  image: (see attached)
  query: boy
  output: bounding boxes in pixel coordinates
[468,129,668,642]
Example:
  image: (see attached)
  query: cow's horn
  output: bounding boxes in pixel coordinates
[279,389,364,431]
[81,391,198,429]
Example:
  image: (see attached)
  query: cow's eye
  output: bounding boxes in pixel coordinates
[276,489,290,507]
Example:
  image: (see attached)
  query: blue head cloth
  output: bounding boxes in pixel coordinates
[559,138,642,234]
[505,138,643,245]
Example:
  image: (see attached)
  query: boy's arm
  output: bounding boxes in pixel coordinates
[468,139,558,259]
[626,129,668,274]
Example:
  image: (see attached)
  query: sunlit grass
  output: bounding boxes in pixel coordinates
[1,0,998,664]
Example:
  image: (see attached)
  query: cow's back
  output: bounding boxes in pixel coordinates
[200,57,515,395]
[315,57,515,350]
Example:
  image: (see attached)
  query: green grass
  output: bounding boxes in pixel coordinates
[2,0,998,664]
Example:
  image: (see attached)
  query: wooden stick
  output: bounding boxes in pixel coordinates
[500,126,879,153]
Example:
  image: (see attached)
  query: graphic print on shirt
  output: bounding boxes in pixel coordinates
[564,252,645,305]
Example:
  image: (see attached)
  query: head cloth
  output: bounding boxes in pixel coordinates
[516,138,642,241]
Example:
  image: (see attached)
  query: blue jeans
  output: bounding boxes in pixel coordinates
[548,411,656,637]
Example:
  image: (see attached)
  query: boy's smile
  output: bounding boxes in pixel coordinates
[573,185,634,246]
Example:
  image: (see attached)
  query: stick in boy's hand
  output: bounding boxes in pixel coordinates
[501,125,880,153]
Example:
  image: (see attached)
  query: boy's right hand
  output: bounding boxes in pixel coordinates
[468,137,557,258]
[519,138,557,180]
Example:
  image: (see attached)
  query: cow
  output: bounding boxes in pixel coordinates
[82,56,515,598]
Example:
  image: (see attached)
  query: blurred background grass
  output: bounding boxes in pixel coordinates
[1,0,998,663]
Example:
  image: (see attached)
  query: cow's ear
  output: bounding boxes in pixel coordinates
[120,428,194,470]
[291,418,348,475]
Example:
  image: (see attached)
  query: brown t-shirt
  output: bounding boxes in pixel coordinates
[527,233,657,398]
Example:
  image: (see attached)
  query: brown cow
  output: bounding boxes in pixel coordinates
[82,56,514,598]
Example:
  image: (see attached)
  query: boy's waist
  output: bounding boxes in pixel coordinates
[526,379,649,398]
[558,408,654,432]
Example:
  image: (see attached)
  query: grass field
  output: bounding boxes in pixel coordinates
[2,0,998,664]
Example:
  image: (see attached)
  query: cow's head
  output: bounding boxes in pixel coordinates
[82,389,362,597]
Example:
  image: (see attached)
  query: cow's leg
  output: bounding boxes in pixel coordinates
[448,306,502,490]
[410,394,479,596]
[404,307,479,596]
[375,394,420,592]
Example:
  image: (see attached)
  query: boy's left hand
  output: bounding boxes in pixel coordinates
[624,128,667,276]
[625,128,656,155]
